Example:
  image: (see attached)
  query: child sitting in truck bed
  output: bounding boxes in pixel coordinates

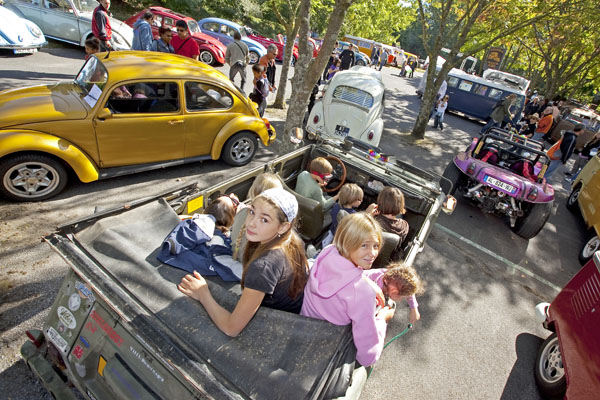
[295,157,339,211]
[374,186,409,261]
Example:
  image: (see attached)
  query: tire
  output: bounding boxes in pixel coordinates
[249,51,260,65]
[512,201,553,239]
[199,50,215,65]
[534,333,566,400]
[221,132,258,166]
[566,184,581,212]
[356,59,365,66]
[441,161,464,196]
[0,154,68,201]
[579,232,600,265]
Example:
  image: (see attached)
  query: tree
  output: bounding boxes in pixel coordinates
[281,0,356,151]
[342,0,415,44]
[411,0,567,139]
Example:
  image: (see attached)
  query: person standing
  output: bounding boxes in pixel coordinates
[379,48,389,71]
[545,123,584,178]
[92,0,112,51]
[259,44,278,92]
[225,31,250,93]
[371,46,380,68]
[409,58,417,78]
[480,93,516,134]
[132,11,154,51]
[150,26,175,53]
[323,41,339,81]
[531,107,554,142]
[338,45,355,71]
[172,20,199,60]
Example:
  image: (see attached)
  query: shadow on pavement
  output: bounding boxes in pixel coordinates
[500,332,544,400]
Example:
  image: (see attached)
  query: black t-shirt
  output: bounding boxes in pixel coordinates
[339,49,355,69]
[243,248,303,313]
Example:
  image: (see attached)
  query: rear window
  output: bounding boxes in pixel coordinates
[332,85,374,108]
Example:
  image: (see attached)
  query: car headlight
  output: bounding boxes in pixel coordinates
[27,23,42,39]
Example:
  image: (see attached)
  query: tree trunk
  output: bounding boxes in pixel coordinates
[280,0,354,152]
[273,22,301,109]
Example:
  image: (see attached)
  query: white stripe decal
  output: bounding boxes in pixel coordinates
[435,223,561,293]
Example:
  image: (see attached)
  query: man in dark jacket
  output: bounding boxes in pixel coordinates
[92,0,112,51]
[545,123,584,178]
[480,93,516,134]
[339,45,355,70]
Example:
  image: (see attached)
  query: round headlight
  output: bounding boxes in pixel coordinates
[28,24,42,38]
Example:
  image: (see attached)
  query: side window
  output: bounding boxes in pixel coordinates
[106,82,179,114]
[474,84,488,96]
[185,82,233,111]
[458,80,473,92]
[203,22,220,32]
[163,17,175,28]
[488,88,503,100]
[447,77,459,87]
[152,16,162,27]
[43,0,71,11]
[222,25,237,37]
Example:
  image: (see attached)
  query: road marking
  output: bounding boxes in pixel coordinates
[435,223,561,293]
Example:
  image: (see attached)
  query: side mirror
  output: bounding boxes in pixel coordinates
[96,108,112,120]
[442,195,456,214]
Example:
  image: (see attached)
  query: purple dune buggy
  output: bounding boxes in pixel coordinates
[442,128,554,239]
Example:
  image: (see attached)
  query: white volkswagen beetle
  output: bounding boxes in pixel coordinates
[306,66,385,146]
[0,4,46,54]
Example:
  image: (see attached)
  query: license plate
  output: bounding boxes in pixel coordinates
[14,48,36,54]
[334,125,349,137]
[485,175,516,193]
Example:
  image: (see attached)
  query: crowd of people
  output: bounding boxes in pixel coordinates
[162,157,424,368]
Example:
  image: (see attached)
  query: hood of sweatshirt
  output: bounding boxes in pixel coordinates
[307,245,362,298]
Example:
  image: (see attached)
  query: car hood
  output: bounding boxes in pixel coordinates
[0,6,45,45]
[0,82,88,128]
[242,37,266,53]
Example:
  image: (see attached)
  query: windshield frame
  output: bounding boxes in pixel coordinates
[74,56,108,97]
[72,0,99,13]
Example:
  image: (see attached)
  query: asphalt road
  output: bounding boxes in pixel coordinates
[0,43,587,400]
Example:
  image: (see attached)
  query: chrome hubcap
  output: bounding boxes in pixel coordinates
[249,52,258,64]
[231,138,254,162]
[200,51,213,64]
[4,162,60,198]
[539,336,564,383]
[568,188,579,205]
[583,236,600,258]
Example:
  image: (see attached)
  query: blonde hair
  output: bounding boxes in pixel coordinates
[338,183,363,207]
[309,157,333,175]
[233,173,283,260]
[241,196,308,298]
[333,212,382,260]
[383,263,425,296]
[377,187,406,215]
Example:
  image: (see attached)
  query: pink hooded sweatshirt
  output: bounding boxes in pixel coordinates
[300,245,388,366]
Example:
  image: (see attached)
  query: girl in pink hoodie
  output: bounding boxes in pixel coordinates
[301,212,395,366]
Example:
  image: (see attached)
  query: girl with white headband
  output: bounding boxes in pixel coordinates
[178,188,308,336]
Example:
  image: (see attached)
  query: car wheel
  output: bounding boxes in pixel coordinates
[579,232,600,265]
[535,333,566,400]
[566,184,581,212]
[441,161,464,196]
[249,51,260,64]
[221,132,257,166]
[512,201,553,239]
[0,154,68,201]
[356,59,365,66]
[199,50,215,65]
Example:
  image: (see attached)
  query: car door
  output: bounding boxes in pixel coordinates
[182,81,236,157]
[8,0,42,27]
[41,0,80,43]
[94,81,186,168]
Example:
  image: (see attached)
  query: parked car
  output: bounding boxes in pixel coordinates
[442,128,554,239]
[21,137,454,400]
[566,153,600,264]
[306,66,385,147]
[534,252,600,400]
[198,17,266,64]
[0,51,275,202]
[548,106,600,151]
[124,7,226,66]
[244,26,299,65]
[4,0,133,50]
[337,40,370,66]
[0,4,46,54]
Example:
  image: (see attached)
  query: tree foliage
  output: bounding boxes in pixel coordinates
[342,0,416,44]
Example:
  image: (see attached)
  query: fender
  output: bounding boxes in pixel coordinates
[79,31,94,47]
[0,130,99,182]
[210,116,272,160]
[361,118,383,145]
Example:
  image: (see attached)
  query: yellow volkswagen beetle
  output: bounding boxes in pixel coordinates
[0,51,275,201]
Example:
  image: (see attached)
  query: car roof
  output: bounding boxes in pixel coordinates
[97,51,237,90]
[198,17,240,29]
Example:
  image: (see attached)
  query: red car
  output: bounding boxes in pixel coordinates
[534,252,600,399]
[244,27,299,65]
[125,7,226,65]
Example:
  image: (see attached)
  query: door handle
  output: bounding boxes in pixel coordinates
[168,120,184,125]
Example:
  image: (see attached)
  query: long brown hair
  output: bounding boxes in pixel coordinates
[241,196,308,298]
[204,197,236,234]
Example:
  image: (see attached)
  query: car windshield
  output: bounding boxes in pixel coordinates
[73,0,98,13]
[187,20,201,34]
[74,56,108,95]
